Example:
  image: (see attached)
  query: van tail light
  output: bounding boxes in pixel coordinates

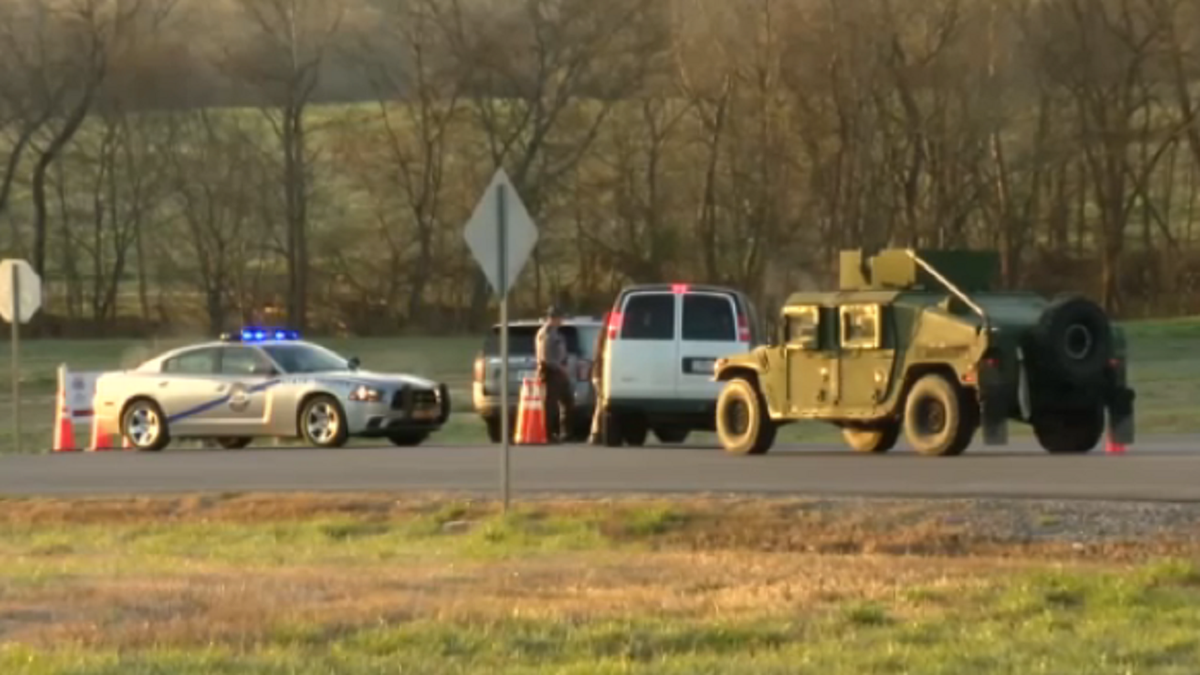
[473,353,484,381]
[737,314,751,342]
[607,311,623,339]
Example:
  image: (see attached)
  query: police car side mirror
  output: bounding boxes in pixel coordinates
[348,356,361,371]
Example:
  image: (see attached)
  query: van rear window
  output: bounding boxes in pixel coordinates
[682,294,736,341]
[621,294,675,340]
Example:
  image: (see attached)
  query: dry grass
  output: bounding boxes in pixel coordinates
[0,492,1197,655]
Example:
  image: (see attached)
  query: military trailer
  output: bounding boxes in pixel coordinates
[711,248,1136,456]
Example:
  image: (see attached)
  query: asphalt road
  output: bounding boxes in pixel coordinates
[1,435,1200,500]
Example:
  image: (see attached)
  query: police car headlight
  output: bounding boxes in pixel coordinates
[349,385,383,402]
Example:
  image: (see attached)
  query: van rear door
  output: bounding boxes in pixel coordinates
[605,291,678,401]
[677,291,750,400]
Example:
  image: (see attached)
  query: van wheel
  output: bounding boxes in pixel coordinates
[842,422,900,453]
[653,426,690,444]
[902,374,976,456]
[601,410,623,447]
[716,377,777,455]
[623,417,648,446]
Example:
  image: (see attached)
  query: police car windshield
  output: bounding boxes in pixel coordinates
[260,343,349,374]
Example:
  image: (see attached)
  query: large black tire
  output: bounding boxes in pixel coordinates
[902,373,977,456]
[842,422,901,454]
[387,431,430,447]
[485,417,502,443]
[298,395,350,448]
[1032,406,1104,454]
[653,426,690,444]
[601,410,623,447]
[716,377,777,455]
[623,416,649,447]
[121,398,170,452]
[1032,295,1112,382]
[215,437,252,450]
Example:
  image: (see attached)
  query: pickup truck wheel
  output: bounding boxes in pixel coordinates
[716,377,776,455]
[485,417,502,443]
[1033,406,1104,454]
[842,422,900,453]
[902,374,976,456]
[387,431,429,447]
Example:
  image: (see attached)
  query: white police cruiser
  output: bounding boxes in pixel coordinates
[91,328,450,451]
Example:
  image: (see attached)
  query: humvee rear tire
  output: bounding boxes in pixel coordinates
[1033,295,1112,382]
[653,426,690,444]
[842,422,901,454]
[902,374,976,456]
[716,377,777,455]
[1033,406,1104,454]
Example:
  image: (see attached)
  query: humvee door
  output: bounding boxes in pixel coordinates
[836,303,896,415]
[784,305,836,415]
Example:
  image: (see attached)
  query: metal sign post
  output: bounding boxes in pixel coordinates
[0,259,42,455]
[10,264,18,454]
[463,169,538,512]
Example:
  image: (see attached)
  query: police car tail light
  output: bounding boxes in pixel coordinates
[473,354,484,381]
[671,283,689,294]
[737,314,751,342]
[606,312,623,340]
[349,385,382,402]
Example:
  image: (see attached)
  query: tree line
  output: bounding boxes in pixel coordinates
[1,0,1199,338]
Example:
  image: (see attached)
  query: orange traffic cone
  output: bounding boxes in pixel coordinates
[513,377,548,445]
[51,374,80,452]
[88,415,130,452]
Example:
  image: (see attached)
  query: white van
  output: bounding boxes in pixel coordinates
[597,283,765,446]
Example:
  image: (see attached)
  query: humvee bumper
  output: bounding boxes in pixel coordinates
[1106,386,1135,445]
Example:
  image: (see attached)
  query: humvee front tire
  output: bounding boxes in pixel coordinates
[1033,406,1104,454]
[842,422,901,454]
[716,377,777,455]
[902,373,977,456]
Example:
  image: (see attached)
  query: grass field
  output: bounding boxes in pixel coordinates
[0,314,1197,453]
[0,493,1199,673]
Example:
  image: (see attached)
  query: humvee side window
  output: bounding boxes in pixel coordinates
[785,306,819,348]
[839,304,880,350]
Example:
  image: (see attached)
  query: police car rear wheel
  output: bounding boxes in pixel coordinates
[122,399,169,452]
[299,395,349,448]
[842,422,900,453]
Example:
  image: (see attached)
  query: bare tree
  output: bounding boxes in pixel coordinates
[225,0,346,331]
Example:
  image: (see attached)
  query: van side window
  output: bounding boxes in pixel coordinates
[840,304,880,349]
[682,294,735,341]
[621,293,675,340]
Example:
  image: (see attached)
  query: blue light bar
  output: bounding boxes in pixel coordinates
[234,327,300,342]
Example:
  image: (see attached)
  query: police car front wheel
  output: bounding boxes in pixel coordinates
[299,395,350,448]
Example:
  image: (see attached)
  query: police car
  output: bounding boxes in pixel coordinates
[91,328,451,451]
